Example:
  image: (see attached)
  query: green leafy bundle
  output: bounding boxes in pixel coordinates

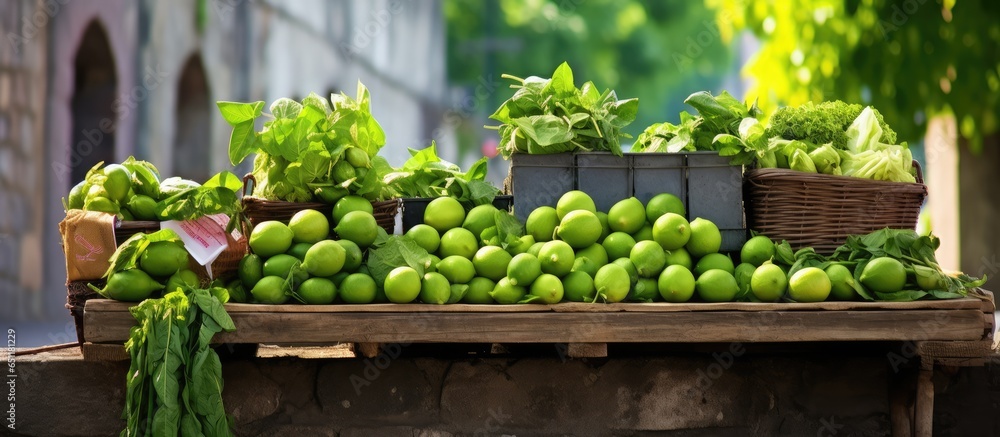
[365,230,432,287]
[383,143,499,209]
[765,228,986,302]
[632,91,762,154]
[489,62,639,158]
[218,83,394,203]
[122,287,236,437]
[714,99,916,182]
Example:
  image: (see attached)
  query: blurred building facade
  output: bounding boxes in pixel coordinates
[0,0,447,325]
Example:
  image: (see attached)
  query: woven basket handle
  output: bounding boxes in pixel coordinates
[242,173,257,198]
[912,160,924,184]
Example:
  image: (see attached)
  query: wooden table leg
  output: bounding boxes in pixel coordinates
[889,367,914,437]
[914,358,935,437]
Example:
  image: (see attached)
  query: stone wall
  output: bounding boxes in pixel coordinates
[5,346,1000,436]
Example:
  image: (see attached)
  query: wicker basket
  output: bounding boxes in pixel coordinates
[241,174,399,234]
[66,280,101,344]
[743,161,927,254]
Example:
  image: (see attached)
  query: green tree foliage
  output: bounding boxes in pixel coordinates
[707,0,1000,150]
[445,0,735,139]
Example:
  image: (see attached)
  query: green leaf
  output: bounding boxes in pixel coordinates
[203,171,242,192]
[366,235,431,286]
[512,115,574,147]
[270,98,302,120]
[216,101,264,125]
[544,62,576,97]
[104,229,182,277]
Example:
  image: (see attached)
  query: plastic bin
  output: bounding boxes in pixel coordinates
[685,152,746,252]
[575,152,632,213]
[510,153,575,222]
[631,153,686,207]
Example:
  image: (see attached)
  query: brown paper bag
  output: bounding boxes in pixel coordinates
[59,210,118,281]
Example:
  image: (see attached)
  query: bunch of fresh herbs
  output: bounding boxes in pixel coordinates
[632,90,762,155]
[122,287,235,436]
[383,143,500,209]
[218,83,395,203]
[488,62,639,158]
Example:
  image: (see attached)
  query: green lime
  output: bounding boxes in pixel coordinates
[238,254,264,289]
[860,257,907,293]
[439,227,479,260]
[526,206,559,242]
[607,197,646,234]
[630,240,666,278]
[788,267,831,302]
[529,273,564,304]
[339,273,377,304]
[164,269,200,293]
[750,263,787,302]
[740,235,775,267]
[286,242,313,261]
[658,265,695,303]
[612,258,639,286]
[102,164,132,203]
[694,253,736,276]
[301,240,346,277]
[298,277,337,304]
[686,218,722,257]
[250,221,295,258]
[630,278,660,302]
[251,276,290,304]
[527,241,545,257]
[405,224,441,253]
[289,209,330,244]
[507,253,542,287]
[385,266,422,303]
[436,255,476,284]
[345,147,371,168]
[555,210,602,249]
[262,254,306,284]
[332,195,373,223]
[664,247,693,270]
[538,240,575,277]
[139,241,189,277]
[575,244,608,267]
[734,262,756,297]
[571,256,599,278]
[594,264,630,303]
[67,180,88,209]
[632,223,654,242]
[506,234,535,256]
[825,264,858,301]
[472,246,513,281]
[424,197,466,233]
[596,211,611,242]
[696,269,739,302]
[602,232,636,262]
[652,213,691,251]
[562,271,596,302]
[419,272,452,304]
[490,277,527,304]
[332,160,357,183]
[125,194,158,220]
[463,204,499,239]
[646,193,685,223]
[556,190,597,220]
[336,239,364,272]
[334,211,379,248]
[463,277,497,304]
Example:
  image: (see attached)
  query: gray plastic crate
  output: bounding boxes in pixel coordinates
[575,152,632,212]
[630,153,686,207]
[686,152,746,252]
[510,153,575,222]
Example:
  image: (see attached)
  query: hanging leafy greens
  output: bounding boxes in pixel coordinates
[383,142,500,209]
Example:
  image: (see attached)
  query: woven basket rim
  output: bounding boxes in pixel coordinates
[745,165,925,189]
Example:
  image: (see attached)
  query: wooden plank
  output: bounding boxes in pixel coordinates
[567,343,607,358]
[914,360,935,437]
[916,340,993,359]
[978,289,995,313]
[85,309,987,345]
[84,298,984,314]
[355,343,382,358]
[80,343,128,361]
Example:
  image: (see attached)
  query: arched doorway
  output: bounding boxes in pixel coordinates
[70,21,117,185]
[173,54,211,181]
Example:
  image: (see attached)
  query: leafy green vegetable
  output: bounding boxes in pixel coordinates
[365,230,432,287]
[384,143,500,209]
[123,287,236,437]
[219,85,394,203]
[633,90,762,156]
[489,62,638,158]
[765,101,896,149]
[155,171,242,221]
